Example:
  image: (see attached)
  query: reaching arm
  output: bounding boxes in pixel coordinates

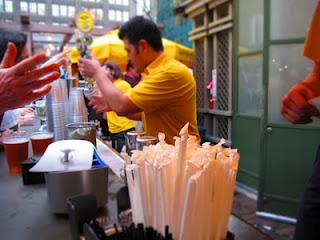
[78,58,142,116]
[126,112,142,121]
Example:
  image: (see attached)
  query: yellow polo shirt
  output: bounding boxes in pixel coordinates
[106,79,135,134]
[304,1,320,62]
[126,52,199,144]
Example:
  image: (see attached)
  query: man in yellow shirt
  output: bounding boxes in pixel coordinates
[102,61,135,152]
[78,16,199,144]
[281,2,320,239]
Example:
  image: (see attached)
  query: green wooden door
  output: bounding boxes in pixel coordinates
[234,0,320,219]
[233,0,264,190]
[258,0,319,219]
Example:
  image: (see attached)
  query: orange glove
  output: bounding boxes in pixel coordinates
[281,63,320,124]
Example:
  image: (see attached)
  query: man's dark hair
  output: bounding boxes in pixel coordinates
[0,28,27,62]
[119,16,163,52]
[102,61,123,79]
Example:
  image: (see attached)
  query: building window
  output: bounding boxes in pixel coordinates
[116,10,122,21]
[68,6,75,18]
[19,1,46,15]
[20,1,28,12]
[30,2,37,14]
[96,8,103,21]
[109,0,115,4]
[88,8,103,21]
[60,5,67,17]
[52,4,59,17]
[109,9,115,21]
[38,3,45,16]
[116,0,122,5]
[52,4,74,18]
[88,8,94,19]
[4,0,13,13]
[123,11,129,21]
[123,0,128,6]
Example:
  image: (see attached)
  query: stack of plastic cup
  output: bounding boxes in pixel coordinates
[68,88,88,123]
[46,78,69,141]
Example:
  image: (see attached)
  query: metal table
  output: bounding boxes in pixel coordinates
[0,116,271,240]
[0,148,272,240]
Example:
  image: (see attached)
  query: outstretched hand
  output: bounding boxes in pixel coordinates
[0,43,60,114]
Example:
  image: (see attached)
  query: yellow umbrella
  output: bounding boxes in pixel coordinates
[67,29,194,69]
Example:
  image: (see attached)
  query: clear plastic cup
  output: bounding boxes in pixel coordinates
[30,132,54,155]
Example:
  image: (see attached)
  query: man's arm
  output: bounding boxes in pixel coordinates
[281,62,320,123]
[78,58,142,116]
[126,112,142,121]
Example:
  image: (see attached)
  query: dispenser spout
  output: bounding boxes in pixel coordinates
[61,148,75,163]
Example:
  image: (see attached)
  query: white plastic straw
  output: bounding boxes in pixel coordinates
[126,125,240,240]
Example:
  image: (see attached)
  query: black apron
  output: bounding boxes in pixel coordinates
[294,145,320,239]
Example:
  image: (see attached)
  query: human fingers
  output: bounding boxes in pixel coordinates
[88,95,99,107]
[89,96,106,113]
[78,58,87,67]
[282,109,312,124]
[24,108,34,114]
[56,58,68,68]
[2,129,13,138]
[78,58,99,71]
[23,71,60,91]
[282,96,302,116]
[0,42,17,68]
[21,114,35,125]
[21,85,52,105]
[19,108,34,116]
[13,53,47,75]
[23,63,60,84]
[78,59,91,71]
[92,104,109,113]
[288,91,319,117]
[281,104,310,123]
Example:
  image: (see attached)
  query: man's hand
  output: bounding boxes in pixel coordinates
[78,57,101,78]
[16,107,34,116]
[89,93,111,113]
[0,43,60,114]
[0,129,13,144]
[18,112,35,126]
[281,82,320,124]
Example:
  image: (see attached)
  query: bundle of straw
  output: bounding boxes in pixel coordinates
[126,123,240,240]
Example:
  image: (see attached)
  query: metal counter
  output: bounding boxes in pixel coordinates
[0,147,272,240]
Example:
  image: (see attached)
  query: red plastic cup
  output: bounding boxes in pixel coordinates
[3,136,29,174]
